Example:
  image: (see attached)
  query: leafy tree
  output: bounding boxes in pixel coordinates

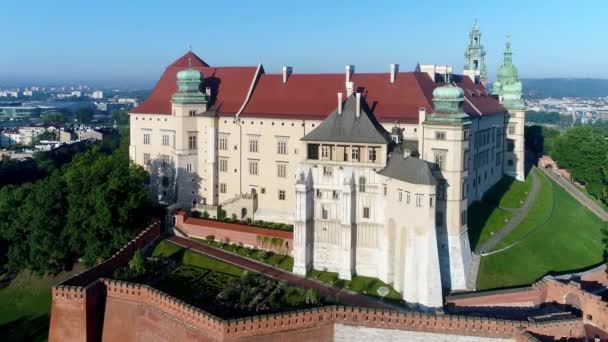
[32,130,57,144]
[63,146,149,265]
[111,109,129,126]
[75,107,95,124]
[40,111,66,124]
[552,126,608,201]
[129,250,146,276]
[0,132,152,273]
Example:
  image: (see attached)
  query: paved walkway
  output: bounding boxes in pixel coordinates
[475,170,541,254]
[541,167,608,222]
[167,236,397,310]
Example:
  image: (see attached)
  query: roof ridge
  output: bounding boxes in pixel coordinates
[236,63,264,118]
[456,81,483,116]
[411,72,434,112]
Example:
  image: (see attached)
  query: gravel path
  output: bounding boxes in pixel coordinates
[474,170,541,254]
[541,167,608,222]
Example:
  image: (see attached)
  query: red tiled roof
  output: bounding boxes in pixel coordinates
[130,52,257,115]
[132,51,505,121]
[454,75,505,116]
[241,72,435,123]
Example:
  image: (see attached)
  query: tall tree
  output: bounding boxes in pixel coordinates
[552,126,608,200]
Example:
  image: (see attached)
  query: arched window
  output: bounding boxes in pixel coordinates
[359,177,366,192]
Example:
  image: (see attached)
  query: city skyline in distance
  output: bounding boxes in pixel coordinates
[1,0,606,87]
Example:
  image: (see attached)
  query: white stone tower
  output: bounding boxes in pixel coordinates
[421,80,473,291]
[170,59,217,207]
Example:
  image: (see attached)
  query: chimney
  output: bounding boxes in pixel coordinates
[390,64,399,84]
[346,81,355,97]
[337,92,343,115]
[282,66,293,83]
[355,93,361,117]
[205,87,211,96]
[418,107,426,125]
[345,64,354,83]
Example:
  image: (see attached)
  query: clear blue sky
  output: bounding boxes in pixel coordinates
[0,0,605,87]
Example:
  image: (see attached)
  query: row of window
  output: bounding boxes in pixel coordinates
[435,209,467,227]
[320,205,371,220]
[396,190,433,208]
[308,144,379,163]
[219,135,290,155]
[143,153,173,167]
[434,129,469,141]
[219,183,287,201]
[142,132,197,150]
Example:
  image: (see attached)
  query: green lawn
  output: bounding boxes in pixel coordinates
[467,202,513,250]
[189,239,399,302]
[467,172,535,250]
[192,238,294,271]
[308,269,402,302]
[477,172,606,290]
[484,174,533,209]
[152,240,184,258]
[492,170,554,249]
[0,264,86,342]
[153,240,246,277]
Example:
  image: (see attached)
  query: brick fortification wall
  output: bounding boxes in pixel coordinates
[52,277,586,342]
[174,211,293,255]
[49,219,606,341]
[48,221,161,342]
[447,265,608,338]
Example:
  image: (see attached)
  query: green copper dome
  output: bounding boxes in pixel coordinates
[497,63,518,79]
[176,66,203,93]
[427,83,469,123]
[171,58,208,104]
[177,67,203,82]
[432,84,464,100]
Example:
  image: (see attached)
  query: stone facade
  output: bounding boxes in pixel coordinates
[129,22,526,309]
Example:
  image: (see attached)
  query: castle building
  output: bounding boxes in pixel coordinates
[129,23,525,309]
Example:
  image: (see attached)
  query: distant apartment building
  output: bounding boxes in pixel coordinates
[91,90,104,99]
[0,128,22,146]
[76,128,103,141]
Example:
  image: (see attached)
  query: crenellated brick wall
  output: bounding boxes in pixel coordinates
[174,211,293,254]
[62,221,161,287]
[48,219,607,341]
[53,277,588,342]
[446,265,608,338]
[48,221,161,342]
[542,277,608,332]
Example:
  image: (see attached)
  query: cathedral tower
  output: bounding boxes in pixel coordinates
[493,35,525,181]
[464,19,487,85]
[422,79,473,290]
